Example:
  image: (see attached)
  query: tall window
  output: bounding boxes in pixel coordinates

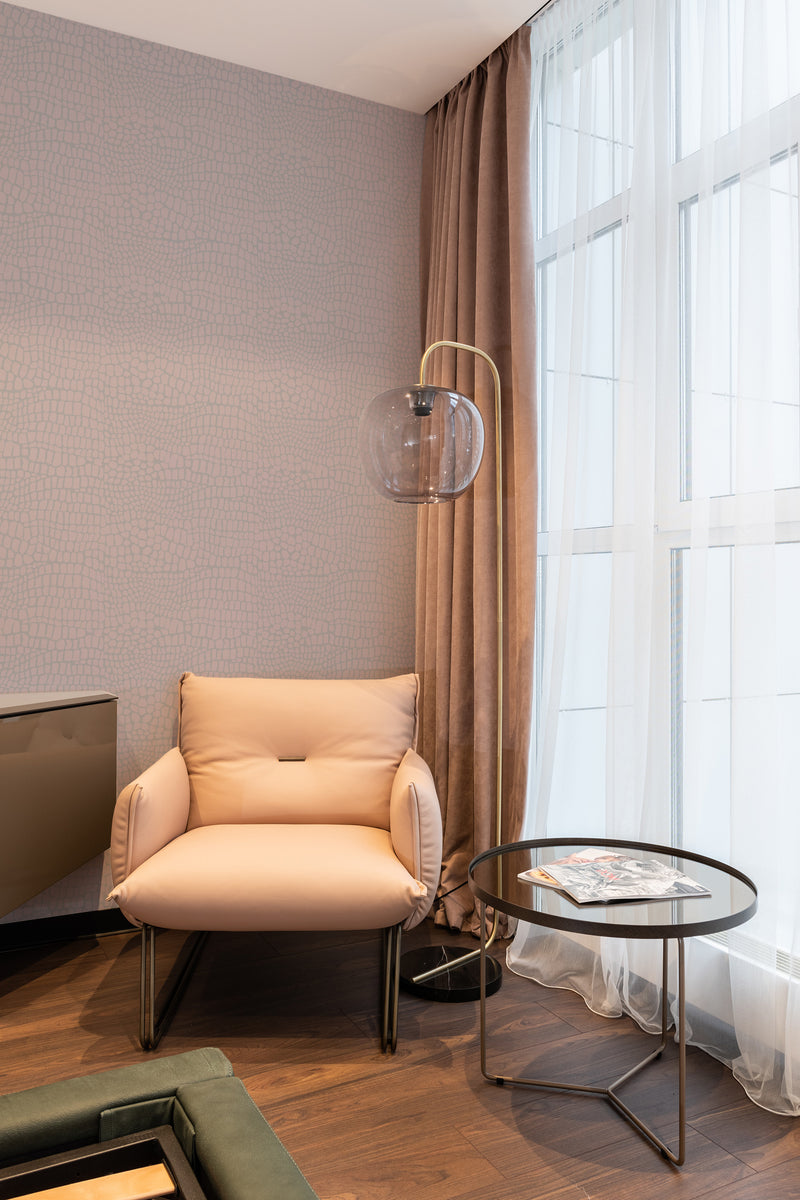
[513,0,800,1115]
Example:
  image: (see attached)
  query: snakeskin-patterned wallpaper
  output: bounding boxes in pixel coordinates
[0,3,423,919]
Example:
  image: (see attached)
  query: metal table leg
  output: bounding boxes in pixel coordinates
[479,903,687,1166]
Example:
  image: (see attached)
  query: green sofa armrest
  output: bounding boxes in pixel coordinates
[0,1048,231,1163]
[177,1077,318,1200]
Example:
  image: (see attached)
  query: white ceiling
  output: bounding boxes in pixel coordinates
[6,0,536,113]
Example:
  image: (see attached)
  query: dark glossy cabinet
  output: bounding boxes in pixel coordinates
[0,692,117,918]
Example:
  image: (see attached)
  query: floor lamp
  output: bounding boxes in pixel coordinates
[359,339,503,1001]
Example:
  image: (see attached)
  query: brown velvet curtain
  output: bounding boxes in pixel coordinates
[417,26,538,932]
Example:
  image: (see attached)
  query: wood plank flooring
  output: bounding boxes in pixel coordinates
[1,921,799,1199]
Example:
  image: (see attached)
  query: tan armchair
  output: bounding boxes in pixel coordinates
[108,673,442,1053]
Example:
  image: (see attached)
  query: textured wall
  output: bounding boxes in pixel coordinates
[0,3,422,919]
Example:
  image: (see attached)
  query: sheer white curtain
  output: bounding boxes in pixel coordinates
[509,0,800,1114]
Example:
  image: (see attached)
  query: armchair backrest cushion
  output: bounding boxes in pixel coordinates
[179,673,419,831]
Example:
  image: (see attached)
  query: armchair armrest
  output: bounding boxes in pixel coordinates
[109,748,191,889]
[390,748,442,930]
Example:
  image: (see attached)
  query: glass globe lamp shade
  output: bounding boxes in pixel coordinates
[358,385,485,503]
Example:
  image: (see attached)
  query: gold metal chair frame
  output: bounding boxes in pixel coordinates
[138,923,403,1054]
[381,924,402,1053]
[139,925,208,1051]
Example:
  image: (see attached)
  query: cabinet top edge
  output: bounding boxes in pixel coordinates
[0,692,117,717]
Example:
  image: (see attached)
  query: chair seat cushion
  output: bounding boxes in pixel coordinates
[109,824,427,931]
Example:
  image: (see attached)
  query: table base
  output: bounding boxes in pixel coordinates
[479,909,687,1166]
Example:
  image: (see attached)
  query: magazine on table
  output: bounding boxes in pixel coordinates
[517,847,711,904]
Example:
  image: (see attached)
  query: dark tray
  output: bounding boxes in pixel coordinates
[0,1124,206,1200]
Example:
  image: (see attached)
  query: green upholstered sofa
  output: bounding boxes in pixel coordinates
[0,1047,318,1200]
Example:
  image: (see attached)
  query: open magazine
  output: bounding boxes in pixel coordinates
[518,847,711,904]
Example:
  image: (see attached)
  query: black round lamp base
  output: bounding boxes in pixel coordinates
[399,944,502,1002]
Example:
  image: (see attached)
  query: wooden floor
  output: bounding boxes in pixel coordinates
[1,921,800,1199]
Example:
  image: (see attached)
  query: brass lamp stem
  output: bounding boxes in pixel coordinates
[412,339,504,982]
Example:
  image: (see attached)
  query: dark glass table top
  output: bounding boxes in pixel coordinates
[469,838,757,939]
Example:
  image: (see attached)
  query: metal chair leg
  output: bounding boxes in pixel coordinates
[140,924,400,1054]
[139,924,208,1050]
[380,924,402,1054]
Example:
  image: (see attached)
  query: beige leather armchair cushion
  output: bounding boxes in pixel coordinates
[179,673,418,829]
[110,824,428,931]
[110,747,190,885]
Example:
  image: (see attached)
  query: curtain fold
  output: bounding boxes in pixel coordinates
[417,27,537,932]
[510,0,800,1116]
